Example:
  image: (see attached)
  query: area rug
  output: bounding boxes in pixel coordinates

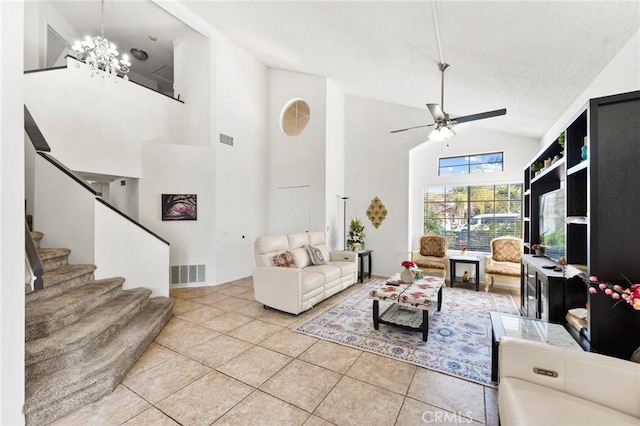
[294,280,519,385]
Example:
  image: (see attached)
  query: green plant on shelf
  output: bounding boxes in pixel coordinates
[531,162,543,174]
[557,132,565,150]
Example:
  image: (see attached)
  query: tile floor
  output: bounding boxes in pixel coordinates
[54,277,508,425]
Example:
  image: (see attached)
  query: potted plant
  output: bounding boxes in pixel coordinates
[347,217,365,251]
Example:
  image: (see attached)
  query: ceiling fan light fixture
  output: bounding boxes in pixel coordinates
[428,125,455,142]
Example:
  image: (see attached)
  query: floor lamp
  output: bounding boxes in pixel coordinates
[340,196,349,251]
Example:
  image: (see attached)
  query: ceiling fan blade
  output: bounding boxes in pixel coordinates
[389,123,436,134]
[427,103,446,121]
[450,108,507,124]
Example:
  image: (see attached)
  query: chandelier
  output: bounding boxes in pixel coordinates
[72,0,131,80]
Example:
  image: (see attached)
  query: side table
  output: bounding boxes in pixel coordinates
[449,255,481,291]
[356,250,373,283]
[489,311,583,382]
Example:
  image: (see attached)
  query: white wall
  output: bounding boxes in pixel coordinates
[214,34,269,282]
[268,69,328,234]
[94,201,169,297]
[345,96,429,276]
[138,143,216,284]
[173,32,212,146]
[345,95,539,277]
[23,1,80,71]
[24,58,184,178]
[109,178,139,220]
[542,30,640,147]
[33,155,96,266]
[325,80,346,250]
[0,2,25,423]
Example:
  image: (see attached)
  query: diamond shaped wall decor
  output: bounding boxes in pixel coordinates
[366,196,387,229]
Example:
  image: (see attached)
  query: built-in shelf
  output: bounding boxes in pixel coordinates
[566,216,588,225]
[567,161,588,176]
[531,157,565,184]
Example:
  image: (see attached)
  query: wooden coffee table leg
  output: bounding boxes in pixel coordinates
[373,300,379,330]
[422,309,429,342]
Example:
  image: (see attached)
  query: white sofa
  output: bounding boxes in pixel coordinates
[498,337,640,426]
[253,231,358,315]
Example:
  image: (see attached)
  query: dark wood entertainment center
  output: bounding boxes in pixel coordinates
[521,90,640,360]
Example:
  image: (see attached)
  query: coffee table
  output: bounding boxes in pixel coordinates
[368,274,444,342]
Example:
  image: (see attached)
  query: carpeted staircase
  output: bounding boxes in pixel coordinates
[24,231,174,425]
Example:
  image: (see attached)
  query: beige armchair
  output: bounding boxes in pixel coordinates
[411,235,448,280]
[484,236,523,292]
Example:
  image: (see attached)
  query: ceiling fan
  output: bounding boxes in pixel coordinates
[390,63,507,141]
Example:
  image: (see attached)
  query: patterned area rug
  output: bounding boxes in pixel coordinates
[294,280,519,385]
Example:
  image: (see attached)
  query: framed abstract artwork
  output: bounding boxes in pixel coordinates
[161,194,197,221]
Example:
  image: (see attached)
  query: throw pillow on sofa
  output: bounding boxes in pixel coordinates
[307,245,327,265]
[272,250,297,268]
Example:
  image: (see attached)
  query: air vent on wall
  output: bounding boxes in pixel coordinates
[219,133,234,146]
[170,264,205,285]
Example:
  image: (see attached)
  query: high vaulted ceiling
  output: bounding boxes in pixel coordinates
[48,1,640,139]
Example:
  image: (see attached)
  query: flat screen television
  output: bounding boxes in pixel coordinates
[539,188,565,261]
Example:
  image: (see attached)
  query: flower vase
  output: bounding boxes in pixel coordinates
[632,346,640,363]
[400,267,415,284]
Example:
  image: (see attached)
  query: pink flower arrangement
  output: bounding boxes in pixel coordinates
[401,260,416,269]
[531,244,540,250]
[587,274,640,311]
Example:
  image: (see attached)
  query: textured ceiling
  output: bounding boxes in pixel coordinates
[183,0,639,138]
[47,1,640,139]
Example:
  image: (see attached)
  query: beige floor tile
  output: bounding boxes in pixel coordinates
[314,376,404,426]
[234,278,254,289]
[173,286,217,300]
[260,329,317,357]
[485,386,499,426]
[304,415,336,426]
[121,406,180,425]
[176,305,226,324]
[171,298,205,315]
[184,334,253,368]
[260,359,341,412]
[210,296,255,311]
[51,385,149,425]
[216,285,252,296]
[346,351,416,395]
[127,342,181,378]
[201,311,254,332]
[193,291,230,306]
[407,368,485,423]
[226,319,283,344]
[236,301,270,317]
[154,318,220,353]
[258,309,301,327]
[235,289,256,301]
[213,390,309,425]
[122,354,211,404]
[156,371,253,425]
[217,346,292,387]
[396,397,482,426]
[299,340,362,374]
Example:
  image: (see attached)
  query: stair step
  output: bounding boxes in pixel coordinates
[26,264,97,303]
[26,277,125,341]
[31,231,43,249]
[24,297,174,425]
[37,248,71,272]
[26,288,152,379]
